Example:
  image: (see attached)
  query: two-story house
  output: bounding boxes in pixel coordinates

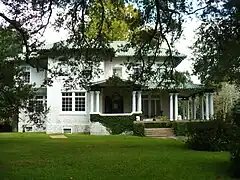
[18,41,215,134]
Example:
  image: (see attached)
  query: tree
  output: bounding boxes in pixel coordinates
[0,27,48,131]
[87,2,140,41]
[214,82,240,120]
[192,0,240,85]
[0,0,197,88]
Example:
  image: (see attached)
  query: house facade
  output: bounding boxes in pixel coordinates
[18,41,215,134]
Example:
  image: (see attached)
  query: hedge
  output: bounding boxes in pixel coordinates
[230,102,240,178]
[186,120,232,151]
[133,123,145,136]
[90,114,140,134]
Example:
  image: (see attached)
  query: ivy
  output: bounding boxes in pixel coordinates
[90,114,140,134]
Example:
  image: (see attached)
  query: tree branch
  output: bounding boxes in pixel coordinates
[0,12,30,64]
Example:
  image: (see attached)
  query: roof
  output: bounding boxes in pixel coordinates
[41,41,186,58]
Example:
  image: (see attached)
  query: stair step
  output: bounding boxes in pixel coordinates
[144,128,174,137]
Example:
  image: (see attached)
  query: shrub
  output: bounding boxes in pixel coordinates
[90,114,139,134]
[133,123,145,137]
[229,102,240,178]
[172,122,189,136]
[186,120,232,151]
[144,121,172,128]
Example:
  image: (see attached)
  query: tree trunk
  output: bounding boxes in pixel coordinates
[11,114,18,132]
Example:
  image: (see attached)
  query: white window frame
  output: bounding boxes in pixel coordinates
[23,66,31,83]
[60,91,87,114]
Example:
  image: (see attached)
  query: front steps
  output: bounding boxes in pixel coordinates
[144,128,174,137]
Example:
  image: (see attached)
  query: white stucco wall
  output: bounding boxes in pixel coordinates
[20,56,173,134]
[20,64,46,87]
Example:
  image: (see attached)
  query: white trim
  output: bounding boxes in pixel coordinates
[60,91,87,114]
[95,112,138,116]
[59,112,87,115]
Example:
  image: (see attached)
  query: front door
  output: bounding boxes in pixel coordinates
[104,93,123,113]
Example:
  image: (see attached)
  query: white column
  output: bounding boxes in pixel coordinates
[187,99,190,120]
[174,93,179,120]
[200,96,204,120]
[209,93,214,119]
[95,91,100,113]
[205,93,209,120]
[132,91,136,113]
[137,91,142,113]
[169,93,173,121]
[148,94,151,117]
[192,97,196,120]
[182,101,186,120]
[90,91,94,113]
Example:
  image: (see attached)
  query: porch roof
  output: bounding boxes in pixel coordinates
[90,76,142,90]
[146,82,216,98]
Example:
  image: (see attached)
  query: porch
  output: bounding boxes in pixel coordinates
[89,78,215,121]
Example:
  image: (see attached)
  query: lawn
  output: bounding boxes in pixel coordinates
[0,133,232,180]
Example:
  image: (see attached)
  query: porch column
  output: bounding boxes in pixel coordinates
[137,91,142,113]
[187,99,190,120]
[182,101,186,120]
[148,94,151,117]
[132,91,136,113]
[209,93,214,119]
[169,93,173,121]
[95,91,100,113]
[205,93,209,120]
[192,96,196,120]
[200,95,204,120]
[90,91,94,113]
[174,93,179,120]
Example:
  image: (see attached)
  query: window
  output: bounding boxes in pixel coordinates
[113,67,122,77]
[133,67,141,75]
[28,96,45,113]
[62,92,72,111]
[61,92,86,112]
[75,92,86,111]
[22,67,30,83]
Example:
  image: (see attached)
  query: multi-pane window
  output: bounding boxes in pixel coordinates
[28,96,45,113]
[113,67,122,77]
[62,92,86,112]
[62,92,72,111]
[75,92,86,111]
[22,67,30,83]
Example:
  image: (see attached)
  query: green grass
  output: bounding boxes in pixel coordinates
[0,133,232,180]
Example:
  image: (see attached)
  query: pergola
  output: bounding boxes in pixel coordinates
[166,84,216,121]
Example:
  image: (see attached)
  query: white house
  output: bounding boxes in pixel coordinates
[18,41,215,134]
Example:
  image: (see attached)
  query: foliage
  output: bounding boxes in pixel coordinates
[144,122,172,128]
[172,121,189,136]
[0,0,197,89]
[214,82,240,120]
[133,121,191,137]
[186,120,232,151]
[90,114,139,134]
[87,2,140,41]
[0,133,231,179]
[133,123,145,136]
[192,0,240,85]
[229,101,240,178]
[0,27,48,131]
